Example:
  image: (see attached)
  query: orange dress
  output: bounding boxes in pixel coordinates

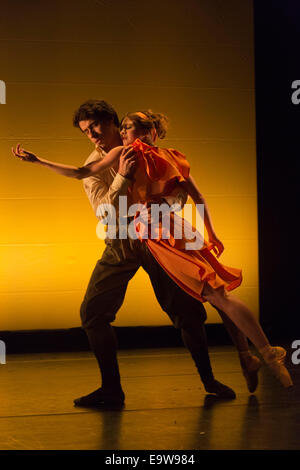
[128,139,242,302]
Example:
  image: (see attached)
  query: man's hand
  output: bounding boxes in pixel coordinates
[12,144,39,163]
[118,145,137,179]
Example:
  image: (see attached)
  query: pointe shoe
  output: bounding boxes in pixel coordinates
[262,346,293,389]
[240,353,262,394]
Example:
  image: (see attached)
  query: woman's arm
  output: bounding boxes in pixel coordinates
[180,174,224,257]
[79,146,125,178]
[11,144,125,179]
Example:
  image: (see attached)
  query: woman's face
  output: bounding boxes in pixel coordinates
[120,118,146,145]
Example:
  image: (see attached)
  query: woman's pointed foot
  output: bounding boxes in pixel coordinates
[260,346,293,389]
[239,351,262,393]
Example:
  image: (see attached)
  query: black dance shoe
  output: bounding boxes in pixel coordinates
[203,379,236,399]
[74,387,125,409]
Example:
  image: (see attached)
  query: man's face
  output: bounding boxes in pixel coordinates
[79,118,115,150]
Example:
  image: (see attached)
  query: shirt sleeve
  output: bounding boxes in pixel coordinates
[83,172,132,221]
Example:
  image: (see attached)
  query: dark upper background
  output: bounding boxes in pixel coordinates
[254,0,300,340]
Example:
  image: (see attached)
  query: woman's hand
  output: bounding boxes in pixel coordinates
[12,144,40,163]
[208,233,224,258]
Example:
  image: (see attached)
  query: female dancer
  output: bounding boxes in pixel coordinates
[12,110,293,388]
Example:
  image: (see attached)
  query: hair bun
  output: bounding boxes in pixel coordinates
[145,109,169,139]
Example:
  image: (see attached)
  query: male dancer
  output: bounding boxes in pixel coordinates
[73,100,260,408]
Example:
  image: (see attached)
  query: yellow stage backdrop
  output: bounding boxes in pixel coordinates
[0,0,257,330]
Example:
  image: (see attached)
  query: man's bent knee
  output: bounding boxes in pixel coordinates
[170,302,207,330]
[80,296,117,331]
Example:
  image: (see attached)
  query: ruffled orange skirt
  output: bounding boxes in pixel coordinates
[130,139,243,302]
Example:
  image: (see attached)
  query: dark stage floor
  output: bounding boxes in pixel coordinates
[0,346,299,450]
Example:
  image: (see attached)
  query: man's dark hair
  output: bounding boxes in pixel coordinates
[73,100,119,128]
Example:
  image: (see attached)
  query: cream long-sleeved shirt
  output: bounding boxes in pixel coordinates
[82,146,188,221]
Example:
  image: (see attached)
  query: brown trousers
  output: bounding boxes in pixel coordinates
[80,237,215,384]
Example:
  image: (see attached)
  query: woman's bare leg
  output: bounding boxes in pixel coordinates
[202,283,293,388]
[202,284,268,348]
[215,308,248,350]
[214,307,262,393]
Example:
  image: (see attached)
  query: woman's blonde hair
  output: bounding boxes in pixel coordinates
[120,109,169,139]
